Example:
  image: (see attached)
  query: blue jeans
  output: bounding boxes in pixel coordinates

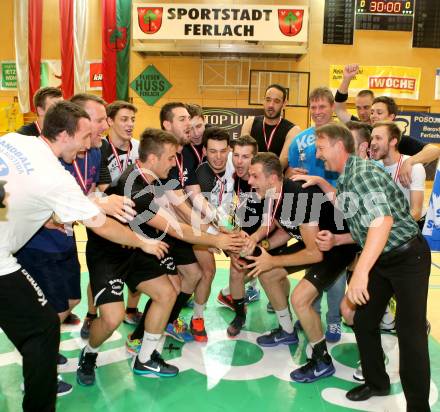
[312,270,346,325]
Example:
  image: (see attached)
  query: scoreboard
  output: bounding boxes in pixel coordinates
[412,0,440,48]
[355,0,414,31]
[323,0,439,48]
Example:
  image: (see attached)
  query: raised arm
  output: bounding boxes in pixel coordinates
[334,64,359,124]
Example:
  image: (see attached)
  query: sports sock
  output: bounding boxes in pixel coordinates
[311,338,329,359]
[221,286,230,295]
[84,344,99,354]
[168,292,192,324]
[276,307,294,334]
[131,300,152,340]
[233,298,246,319]
[249,278,257,289]
[138,332,161,363]
[193,302,206,319]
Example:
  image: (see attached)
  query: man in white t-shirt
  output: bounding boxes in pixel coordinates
[0,101,167,412]
[370,121,426,227]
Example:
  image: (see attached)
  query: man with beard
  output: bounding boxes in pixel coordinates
[369,121,426,227]
[241,84,300,169]
[314,123,430,410]
[335,70,440,187]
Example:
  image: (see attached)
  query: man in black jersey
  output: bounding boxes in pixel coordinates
[194,127,235,338]
[243,153,358,383]
[77,128,243,385]
[187,103,206,167]
[17,87,63,136]
[128,102,217,345]
[216,135,264,337]
[99,101,139,188]
[241,83,300,169]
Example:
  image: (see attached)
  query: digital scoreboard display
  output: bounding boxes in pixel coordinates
[356,0,414,31]
[357,0,414,15]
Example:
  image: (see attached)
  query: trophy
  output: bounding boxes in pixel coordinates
[212,200,240,233]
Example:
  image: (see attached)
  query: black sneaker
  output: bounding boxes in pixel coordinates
[133,350,178,377]
[77,347,98,386]
[290,354,335,383]
[227,316,246,337]
[57,352,68,365]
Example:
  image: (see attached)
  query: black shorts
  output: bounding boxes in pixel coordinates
[269,241,359,293]
[15,247,81,313]
[86,243,177,307]
[166,236,198,267]
[269,242,312,274]
[304,244,359,292]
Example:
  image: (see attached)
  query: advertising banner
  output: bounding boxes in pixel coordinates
[89,61,103,90]
[203,107,263,139]
[1,62,17,89]
[132,4,308,42]
[395,112,440,144]
[329,65,421,100]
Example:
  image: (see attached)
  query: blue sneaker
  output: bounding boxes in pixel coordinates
[133,350,178,377]
[165,318,194,343]
[256,326,298,347]
[57,377,73,397]
[290,355,335,383]
[245,286,260,303]
[325,323,341,343]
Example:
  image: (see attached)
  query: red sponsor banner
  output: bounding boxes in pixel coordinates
[369,76,416,91]
[89,62,103,89]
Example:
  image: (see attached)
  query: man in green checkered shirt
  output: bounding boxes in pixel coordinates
[314,123,431,411]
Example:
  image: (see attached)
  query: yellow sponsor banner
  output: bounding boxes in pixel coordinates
[329,65,421,100]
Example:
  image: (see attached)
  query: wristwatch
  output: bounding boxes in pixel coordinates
[260,239,270,250]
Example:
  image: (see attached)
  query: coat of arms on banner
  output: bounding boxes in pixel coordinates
[278,10,304,37]
[138,7,163,34]
[106,27,127,51]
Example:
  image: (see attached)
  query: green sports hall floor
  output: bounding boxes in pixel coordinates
[1,225,440,412]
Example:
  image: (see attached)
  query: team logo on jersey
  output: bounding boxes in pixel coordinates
[0,158,9,177]
[138,7,163,34]
[106,27,128,51]
[278,9,304,37]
